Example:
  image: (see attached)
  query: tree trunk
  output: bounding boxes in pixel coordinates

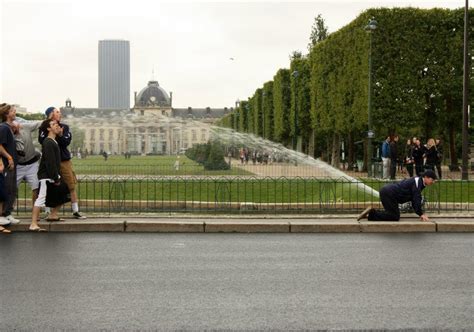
[347,131,355,170]
[363,139,368,172]
[331,133,340,168]
[308,129,315,158]
[445,95,459,170]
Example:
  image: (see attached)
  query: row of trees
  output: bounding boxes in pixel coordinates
[216,8,472,169]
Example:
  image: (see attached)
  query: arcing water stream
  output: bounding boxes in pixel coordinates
[211,126,380,198]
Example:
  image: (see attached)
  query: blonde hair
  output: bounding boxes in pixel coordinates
[427,138,435,148]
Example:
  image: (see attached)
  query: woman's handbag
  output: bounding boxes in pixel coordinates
[45,181,71,208]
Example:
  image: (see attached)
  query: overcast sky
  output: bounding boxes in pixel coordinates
[0,0,464,113]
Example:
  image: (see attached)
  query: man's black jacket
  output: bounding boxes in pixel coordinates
[382,177,426,216]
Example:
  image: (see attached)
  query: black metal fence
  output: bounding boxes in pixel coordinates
[15,176,473,215]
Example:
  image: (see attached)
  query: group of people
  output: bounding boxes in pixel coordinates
[381,135,443,180]
[239,148,275,165]
[0,104,86,234]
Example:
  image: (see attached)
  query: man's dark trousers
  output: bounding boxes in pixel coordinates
[3,168,17,217]
[368,186,400,221]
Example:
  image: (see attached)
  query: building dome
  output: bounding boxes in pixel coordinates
[135,80,171,107]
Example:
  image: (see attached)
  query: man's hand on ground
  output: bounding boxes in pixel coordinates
[420,214,430,222]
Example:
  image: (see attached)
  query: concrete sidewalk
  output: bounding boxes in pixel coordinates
[5,214,474,233]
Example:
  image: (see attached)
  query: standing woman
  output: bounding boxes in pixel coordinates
[404,139,414,177]
[424,138,438,172]
[29,119,65,231]
[412,138,425,176]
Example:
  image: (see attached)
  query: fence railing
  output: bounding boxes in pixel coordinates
[15,177,473,215]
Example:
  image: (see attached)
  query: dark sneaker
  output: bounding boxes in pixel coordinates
[357,207,372,221]
[73,212,87,220]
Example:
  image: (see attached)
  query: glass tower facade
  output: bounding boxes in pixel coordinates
[98,40,130,109]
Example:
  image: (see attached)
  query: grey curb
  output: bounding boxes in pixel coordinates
[49,221,125,232]
[126,221,204,232]
[360,221,436,232]
[205,221,289,233]
[4,218,474,233]
[291,221,360,233]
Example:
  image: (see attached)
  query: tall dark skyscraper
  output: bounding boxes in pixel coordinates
[98,40,130,109]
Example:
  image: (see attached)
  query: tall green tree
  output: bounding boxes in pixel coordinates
[273,68,291,146]
[290,56,312,153]
[262,81,274,140]
[253,88,263,136]
[308,14,329,52]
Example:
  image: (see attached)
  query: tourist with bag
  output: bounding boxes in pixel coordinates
[29,119,70,231]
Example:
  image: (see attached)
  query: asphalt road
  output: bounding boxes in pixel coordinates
[0,233,472,330]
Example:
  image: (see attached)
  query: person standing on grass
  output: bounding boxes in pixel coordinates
[39,107,86,219]
[30,119,65,231]
[357,170,437,222]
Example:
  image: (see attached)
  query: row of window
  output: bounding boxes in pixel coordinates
[87,128,207,141]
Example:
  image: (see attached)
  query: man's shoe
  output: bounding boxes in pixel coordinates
[5,215,20,224]
[357,207,372,221]
[73,212,87,220]
[0,217,11,226]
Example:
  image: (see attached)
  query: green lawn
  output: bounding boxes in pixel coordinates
[72,178,378,203]
[71,155,253,176]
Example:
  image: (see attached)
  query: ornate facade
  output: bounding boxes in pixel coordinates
[61,81,232,155]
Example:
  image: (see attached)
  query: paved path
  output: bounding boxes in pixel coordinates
[0,233,472,330]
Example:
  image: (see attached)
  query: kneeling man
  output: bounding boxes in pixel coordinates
[357,170,437,222]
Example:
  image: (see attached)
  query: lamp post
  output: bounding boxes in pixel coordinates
[291,70,299,151]
[462,0,470,180]
[365,18,377,177]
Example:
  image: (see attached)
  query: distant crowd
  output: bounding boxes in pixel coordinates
[238,148,277,165]
[381,135,443,180]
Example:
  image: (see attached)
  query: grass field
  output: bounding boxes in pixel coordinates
[69,178,377,203]
[71,155,253,176]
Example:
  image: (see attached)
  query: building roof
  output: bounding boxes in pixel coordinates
[135,80,171,107]
[172,107,233,119]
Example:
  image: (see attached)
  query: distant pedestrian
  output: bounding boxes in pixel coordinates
[357,170,437,222]
[389,135,399,180]
[102,151,108,161]
[423,138,438,172]
[404,139,414,177]
[412,138,425,176]
[381,136,391,179]
[174,156,180,171]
